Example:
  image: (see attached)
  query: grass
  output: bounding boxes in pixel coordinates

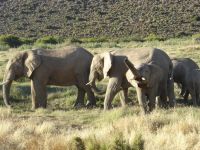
[0,37,200,149]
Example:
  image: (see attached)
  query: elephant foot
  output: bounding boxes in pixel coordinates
[86,101,96,109]
[73,103,85,109]
[6,104,12,109]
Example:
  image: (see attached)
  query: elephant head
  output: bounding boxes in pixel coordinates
[125,59,162,88]
[124,58,149,88]
[87,52,113,95]
[1,50,41,107]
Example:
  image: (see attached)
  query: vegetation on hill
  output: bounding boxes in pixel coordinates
[0,0,200,39]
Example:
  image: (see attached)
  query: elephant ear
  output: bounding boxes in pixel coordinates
[24,51,41,78]
[148,64,162,88]
[102,52,113,78]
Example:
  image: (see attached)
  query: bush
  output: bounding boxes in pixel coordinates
[35,36,63,44]
[68,37,83,43]
[118,35,144,42]
[21,38,34,45]
[144,34,164,41]
[0,35,23,47]
[81,37,108,43]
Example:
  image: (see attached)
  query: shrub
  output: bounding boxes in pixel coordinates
[144,34,164,41]
[21,38,34,45]
[81,37,108,43]
[35,36,63,45]
[68,37,83,43]
[119,35,144,42]
[0,35,23,47]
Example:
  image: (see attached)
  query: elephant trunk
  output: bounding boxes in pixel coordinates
[124,58,148,88]
[2,71,15,108]
[124,58,142,81]
[87,72,106,95]
[136,88,147,114]
[2,80,12,108]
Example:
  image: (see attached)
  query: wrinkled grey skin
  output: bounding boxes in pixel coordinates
[87,48,175,113]
[172,58,199,101]
[186,69,200,106]
[2,46,96,109]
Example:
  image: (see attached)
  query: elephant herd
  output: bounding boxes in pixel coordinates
[1,46,199,114]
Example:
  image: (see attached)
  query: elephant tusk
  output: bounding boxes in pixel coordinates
[86,81,92,86]
[142,77,146,81]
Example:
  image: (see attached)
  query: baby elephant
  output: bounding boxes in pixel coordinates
[186,69,200,106]
[172,58,199,101]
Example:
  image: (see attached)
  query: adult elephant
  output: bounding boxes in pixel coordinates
[186,69,200,106]
[87,48,175,113]
[1,46,96,109]
[172,58,199,101]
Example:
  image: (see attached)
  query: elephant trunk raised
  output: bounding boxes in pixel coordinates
[124,58,148,87]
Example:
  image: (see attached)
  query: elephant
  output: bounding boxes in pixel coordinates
[186,69,200,106]
[172,58,199,101]
[1,46,96,109]
[87,48,175,113]
[124,59,165,112]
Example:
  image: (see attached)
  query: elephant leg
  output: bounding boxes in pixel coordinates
[148,89,157,112]
[74,87,85,108]
[159,84,168,108]
[190,90,197,106]
[84,87,96,108]
[104,77,122,110]
[76,74,96,107]
[167,78,176,107]
[183,90,189,103]
[119,88,129,107]
[195,87,200,106]
[180,84,186,97]
[31,80,47,109]
[136,88,147,114]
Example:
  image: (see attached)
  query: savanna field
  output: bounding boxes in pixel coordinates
[0,37,200,150]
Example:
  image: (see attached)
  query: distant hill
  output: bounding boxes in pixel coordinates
[0,0,200,39]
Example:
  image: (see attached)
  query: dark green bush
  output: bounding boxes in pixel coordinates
[35,36,63,44]
[0,35,23,47]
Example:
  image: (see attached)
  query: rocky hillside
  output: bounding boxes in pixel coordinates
[0,0,200,39]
